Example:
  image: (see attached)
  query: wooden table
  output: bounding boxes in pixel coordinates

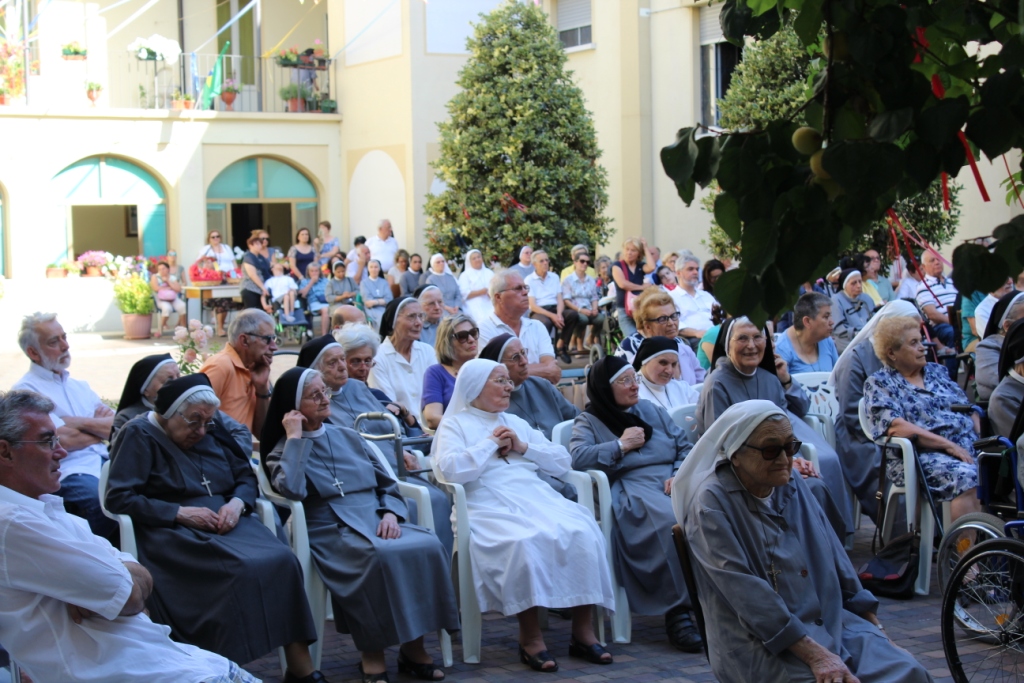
[184,284,241,323]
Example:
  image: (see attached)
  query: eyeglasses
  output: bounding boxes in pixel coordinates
[647,312,680,325]
[741,439,802,461]
[490,377,515,387]
[303,389,333,403]
[260,237,270,243]
[181,415,216,432]
[733,334,766,346]
[210,234,222,240]
[611,374,639,388]
[247,333,281,346]
[503,351,527,364]
[168,251,177,257]
[577,259,590,265]
[452,327,480,343]
[347,358,375,368]
[11,434,61,451]
[499,284,530,294]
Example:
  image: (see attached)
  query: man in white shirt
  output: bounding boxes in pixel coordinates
[0,390,258,683]
[346,243,371,285]
[479,271,560,384]
[525,249,577,364]
[914,251,959,351]
[673,255,716,345]
[12,313,116,542]
[365,219,400,273]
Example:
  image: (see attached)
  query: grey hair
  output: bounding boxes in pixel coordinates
[435,314,476,365]
[489,270,522,300]
[176,388,221,415]
[228,309,275,344]
[530,250,548,265]
[678,252,700,268]
[335,322,380,356]
[302,368,324,392]
[0,391,56,443]
[570,244,589,258]
[18,312,58,354]
[793,292,832,330]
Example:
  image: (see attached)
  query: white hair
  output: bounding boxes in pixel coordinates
[228,309,274,344]
[489,270,521,300]
[177,388,221,415]
[335,323,380,356]
[18,312,58,354]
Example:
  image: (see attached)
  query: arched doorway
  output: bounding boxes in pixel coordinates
[51,156,167,258]
[206,157,319,256]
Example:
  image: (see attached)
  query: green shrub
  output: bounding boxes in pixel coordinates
[113,274,155,314]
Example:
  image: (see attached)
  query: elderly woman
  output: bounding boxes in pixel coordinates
[562,251,605,354]
[615,288,704,385]
[989,318,1024,436]
[828,300,921,520]
[433,359,615,672]
[105,375,322,682]
[421,314,478,430]
[508,245,535,279]
[569,356,702,653]
[150,261,186,337]
[776,292,840,374]
[672,401,932,683]
[697,317,854,537]
[832,268,875,354]
[263,367,459,682]
[369,297,436,425]
[457,249,494,325]
[610,237,656,337]
[864,316,982,522]
[337,322,392,403]
[111,354,181,440]
[360,259,393,330]
[634,336,701,411]
[426,254,463,316]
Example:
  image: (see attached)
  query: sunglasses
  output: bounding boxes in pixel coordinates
[260,237,270,242]
[577,258,590,264]
[452,327,480,343]
[210,234,221,239]
[742,440,802,461]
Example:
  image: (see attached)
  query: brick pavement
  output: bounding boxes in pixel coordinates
[242,520,975,683]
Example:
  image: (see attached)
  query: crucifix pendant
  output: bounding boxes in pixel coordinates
[332,478,345,497]
[767,561,781,593]
[200,475,212,497]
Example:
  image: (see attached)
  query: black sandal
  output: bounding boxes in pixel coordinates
[358,663,389,683]
[568,638,613,665]
[397,650,444,681]
[519,644,559,672]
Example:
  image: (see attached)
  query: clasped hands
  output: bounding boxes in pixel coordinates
[489,426,527,458]
[175,498,245,535]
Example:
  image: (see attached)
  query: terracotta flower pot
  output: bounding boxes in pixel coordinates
[45,268,68,279]
[172,99,184,110]
[84,266,103,277]
[121,313,153,340]
[221,90,237,111]
[182,100,194,110]
[288,97,306,113]
[87,89,100,105]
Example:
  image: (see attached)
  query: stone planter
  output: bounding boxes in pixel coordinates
[46,268,68,279]
[62,54,87,61]
[121,313,153,340]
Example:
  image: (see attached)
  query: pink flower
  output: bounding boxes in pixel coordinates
[188,319,202,331]
[203,325,214,338]
[172,328,190,343]
[183,348,197,363]
[190,329,207,346]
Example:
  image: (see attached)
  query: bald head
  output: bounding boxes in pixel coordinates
[332,305,366,329]
[922,251,944,278]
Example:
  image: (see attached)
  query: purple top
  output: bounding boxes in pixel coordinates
[421,363,457,411]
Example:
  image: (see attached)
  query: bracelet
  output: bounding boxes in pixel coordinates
[255,390,272,399]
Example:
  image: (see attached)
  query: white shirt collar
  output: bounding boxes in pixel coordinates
[0,484,49,513]
[27,361,67,383]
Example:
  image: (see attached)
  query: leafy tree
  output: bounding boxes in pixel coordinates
[700,14,961,270]
[425,0,610,268]
[662,0,1024,324]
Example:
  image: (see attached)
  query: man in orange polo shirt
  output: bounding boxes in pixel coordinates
[200,309,277,437]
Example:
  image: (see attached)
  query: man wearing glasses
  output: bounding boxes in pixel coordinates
[479,271,561,385]
[12,313,117,542]
[200,309,278,437]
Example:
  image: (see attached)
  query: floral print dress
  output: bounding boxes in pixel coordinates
[863,362,978,501]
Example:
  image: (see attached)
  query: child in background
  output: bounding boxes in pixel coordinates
[264,262,299,322]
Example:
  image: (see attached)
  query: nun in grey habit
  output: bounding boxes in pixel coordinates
[295,333,453,554]
[828,300,922,521]
[111,354,180,441]
[105,374,320,676]
[672,401,932,683]
[987,318,1024,437]
[976,291,1024,401]
[568,355,703,653]
[831,269,876,354]
[697,316,854,538]
[262,367,459,682]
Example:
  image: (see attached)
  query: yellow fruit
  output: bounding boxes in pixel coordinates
[813,176,844,201]
[823,32,850,61]
[809,150,831,180]
[792,127,823,156]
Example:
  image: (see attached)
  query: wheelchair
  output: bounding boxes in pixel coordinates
[588,294,624,363]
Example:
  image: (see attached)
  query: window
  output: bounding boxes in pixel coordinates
[558,0,592,49]
[699,4,742,127]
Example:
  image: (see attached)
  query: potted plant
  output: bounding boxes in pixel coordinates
[45,263,67,278]
[279,83,311,112]
[62,42,87,60]
[113,274,155,339]
[221,78,239,110]
[319,97,337,114]
[0,86,7,106]
[77,250,111,276]
[275,46,300,67]
[85,81,102,104]
[181,92,194,109]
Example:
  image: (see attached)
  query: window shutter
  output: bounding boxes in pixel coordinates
[699,4,724,45]
[558,0,591,31]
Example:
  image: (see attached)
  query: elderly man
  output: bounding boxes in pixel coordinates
[365,219,400,273]
[12,313,116,541]
[416,284,445,348]
[672,254,716,344]
[0,390,259,683]
[199,309,277,436]
[915,251,959,354]
[346,243,371,285]
[331,304,367,329]
[479,271,561,384]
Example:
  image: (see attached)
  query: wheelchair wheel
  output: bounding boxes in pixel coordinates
[938,512,1007,593]
[941,538,1024,681]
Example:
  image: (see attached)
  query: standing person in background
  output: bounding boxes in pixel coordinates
[458,249,495,325]
[196,230,238,337]
[611,237,655,337]
[417,285,445,348]
[508,245,535,279]
[240,231,273,312]
[388,249,412,294]
[405,253,424,294]
[315,221,340,266]
[366,219,400,272]
[426,253,463,316]
[288,228,316,280]
[526,250,578,365]
[858,249,896,306]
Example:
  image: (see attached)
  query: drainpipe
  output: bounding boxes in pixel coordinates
[177,0,186,90]
[255,0,263,111]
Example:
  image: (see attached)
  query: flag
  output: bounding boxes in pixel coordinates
[200,40,230,110]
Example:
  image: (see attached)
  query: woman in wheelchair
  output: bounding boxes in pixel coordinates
[863,316,983,523]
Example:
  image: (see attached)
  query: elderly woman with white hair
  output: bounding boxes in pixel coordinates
[672,401,933,683]
[433,358,616,672]
[369,296,437,425]
[426,253,463,316]
[105,374,324,682]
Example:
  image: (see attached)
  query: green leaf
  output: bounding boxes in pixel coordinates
[903,139,941,190]
[793,0,823,47]
[714,268,763,321]
[660,127,700,205]
[692,133,723,187]
[821,140,905,199]
[916,97,970,149]
[748,0,778,18]
[832,105,866,142]
[720,0,750,46]
[981,70,1024,108]
[739,219,779,276]
[867,107,914,142]
[714,192,742,242]
[965,108,1020,159]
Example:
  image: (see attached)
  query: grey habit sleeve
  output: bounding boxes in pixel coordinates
[218,410,255,456]
[783,378,810,417]
[569,413,625,472]
[266,437,312,501]
[364,441,409,522]
[105,429,181,527]
[225,446,259,508]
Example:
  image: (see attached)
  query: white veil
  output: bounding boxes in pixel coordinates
[828,299,921,385]
[442,358,502,418]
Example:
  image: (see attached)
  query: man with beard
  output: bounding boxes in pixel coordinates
[673,254,716,348]
[12,313,116,541]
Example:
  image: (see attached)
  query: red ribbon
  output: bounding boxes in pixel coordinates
[1003,154,1024,211]
[887,208,943,307]
[460,204,471,220]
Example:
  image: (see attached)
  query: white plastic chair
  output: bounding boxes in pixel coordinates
[857,398,949,596]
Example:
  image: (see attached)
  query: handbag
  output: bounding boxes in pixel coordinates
[157,287,178,301]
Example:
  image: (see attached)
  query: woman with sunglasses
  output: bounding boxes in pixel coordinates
[421,315,478,430]
[240,231,274,312]
[570,355,702,653]
[562,252,604,354]
[696,317,853,540]
[672,401,931,683]
[196,230,239,336]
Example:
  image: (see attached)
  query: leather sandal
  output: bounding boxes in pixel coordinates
[519,644,559,672]
[397,650,444,680]
[358,663,389,683]
[568,638,613,664]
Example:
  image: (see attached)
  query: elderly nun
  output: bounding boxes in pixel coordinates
[672,401,932,683]
[458,249,494,324]
[989,318,1024,436]
[633,336,701,411]
[432,358,614,672]
[569,355,702,653]
[296,333,453,554]
[831,268,876,354]
[105,374,323,682]
[426,254,463,316]
[111,354,180,440]
[829,300,922,520]
[262,366,459,682]
[368,296,437,425]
